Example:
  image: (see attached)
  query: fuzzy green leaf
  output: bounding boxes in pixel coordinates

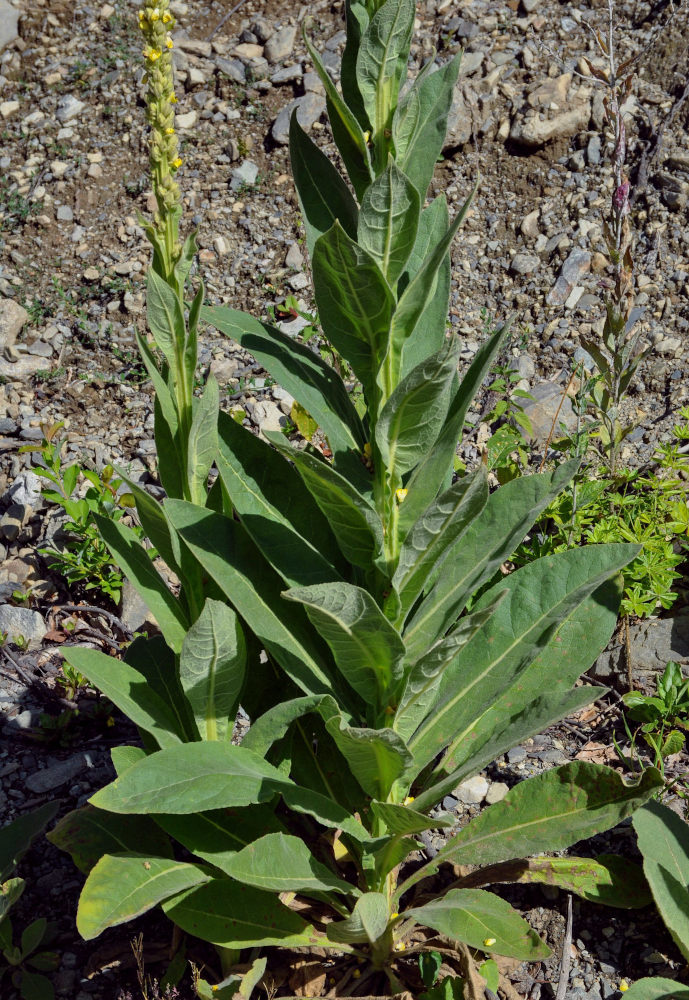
[222,833,354,895]
[78,854,211,940]
[47,805,173,876]
[358,159,419,284]
[356,0,415,141]
[187,374,219,504]
[327,892,389,945]
[633,800,689,962]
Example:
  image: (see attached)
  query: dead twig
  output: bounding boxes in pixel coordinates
[207,0,250,40]
[554,895,573,1000]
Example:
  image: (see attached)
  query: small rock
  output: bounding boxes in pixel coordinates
[0,605,46,649]
[0,0,19,51]
[230,159,259,191]
[214,235,231,255]
[271,63,302,85]
[271,93,326,144]
[587,133,601,165]
[458,50,484,76]
[0,100,19,118]
[527,73,572,109]
[485,782,509,804]
[0,298,29,351]
[215,56,246,83]
[0,503,26,541]
[25,752,93,794]
[521,380,576,442]
[56,205,74,222]
[233,42,264,60]
[264,25,297,63]
[510,101,591,148]
[254,400,287,437]
[82,266,100,282]
[520,209,540,239]
[176,109,198,129]
[120,579,158,634]
[510,252,540,276]
[6,471,42,507]
[285,243,303,270]
[56,94,86,123]
[454,774,489,804]
[547,248,591,306]
[175,37,213,57]
[3,709,35,734]
[507,746,527,764]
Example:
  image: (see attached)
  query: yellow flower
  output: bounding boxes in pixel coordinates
[483,938,496,947]
[148,49,161,61]
[620,982,629,993]
[162,11,171,21]
[170,93,177,103]
[394,942,406,952]
[150,8,160,19]
[172,157,182,169]
[403,796,415,805]
[396,488,408,503]
[166,37,173,48]
[165,127,175,134]
[391,912,399,919]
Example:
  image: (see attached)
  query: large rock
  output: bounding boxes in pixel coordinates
[264,25,297,64]
[0,605,47,650]
[0,0,19,52]
[591,610,689,690]
[0,298,28,354]
[510,100,590,148]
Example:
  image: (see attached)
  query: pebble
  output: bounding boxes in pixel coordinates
[547,248,591,306]
[176,109,198,129]
[0,0,19,50]
[230,159,260,191]
[5,471,41,507]
[272,93,326,144]
[510,252,540,276]
[264,25,297,64]
[0,298,29,350]
[56,94,86,123]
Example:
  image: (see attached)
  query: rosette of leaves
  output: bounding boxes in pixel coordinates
[52,0,661,992]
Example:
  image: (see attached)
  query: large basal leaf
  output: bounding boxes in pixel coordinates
[0,803,59,882]
[180,599,246,741]
[358,159,419,285]
[221,833,354,896]
[393,53,461,199]
[163,878,322,949]
[623,980,689,1000]
[47,805,172,875]
[64,647,184,749]
[402,460,579,661]
[356,0,415,142]
[460,855,651,909]
[124,635,198,744]
[290,113,359,260]
[94,514,188,654]
[217,412,345,585]
[633,800,689,962]
[90,742,368,841]
[376,338,459,480]
[312,222,395,402]
[165,501,343,702]
[303,31,372,200]
[398,322,508,536]
[201,305,365,460]
[283,582,405,708]
[327,892,389,945]
[155,805,287,877]
[187,374,219,505]
[390,465,488,626]
[408,543,636,775]
[414,577,624,805]
[426,764,663,873]
[266,435,384,571]
[78,854,211,939]
[406,888,550,961]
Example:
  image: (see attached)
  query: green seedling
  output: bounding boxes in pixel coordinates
[623,661,689,762]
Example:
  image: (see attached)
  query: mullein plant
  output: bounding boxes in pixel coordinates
[51,0,663,994]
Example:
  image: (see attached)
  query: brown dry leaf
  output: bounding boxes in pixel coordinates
[575,742,617,764]
[288,957,327,997]
[43,629,68,643]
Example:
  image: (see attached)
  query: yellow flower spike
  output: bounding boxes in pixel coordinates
[396,488,408,503]
[483,938,496,947]
[620,982,629,993]
[403,796,415,805]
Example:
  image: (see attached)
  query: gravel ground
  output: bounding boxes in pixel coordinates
[1,0,688,996]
